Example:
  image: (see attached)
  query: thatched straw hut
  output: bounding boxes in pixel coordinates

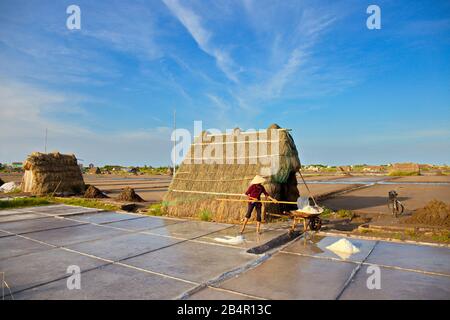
[163,124,301,223]
[22,152,85,196]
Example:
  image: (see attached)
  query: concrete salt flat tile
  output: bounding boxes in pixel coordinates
[68,211,144,224]
[0,213,48,223]
[0,248,109,295]
[0,209,36,216]
[124,241,255,283]
[43,208,102,216]
[28,205,100,215]
[366,241,450,275]
[197,225,286,249]
[25,205,67,212]
[0,217,87,234]
[282,235,377,263]
[0,235,53,260]
[339,265,450,300]
[219,252,356,300]
[148,220,231,239]
[187,287,256,300]
[24,224,130,246]
[104,216,184,232]
[0,230,12,238]
[66,232,182,261]
[13,264,195,300]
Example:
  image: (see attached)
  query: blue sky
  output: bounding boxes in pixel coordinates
[0,0,449,166]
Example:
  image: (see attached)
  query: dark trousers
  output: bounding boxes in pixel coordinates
[245,202,262,222]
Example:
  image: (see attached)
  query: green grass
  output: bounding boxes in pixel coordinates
[0,197,51,210]
[49,197,120,211]
[0,196,121,211]
[319,207,334,219]
[336,209,355,219]
[198,209,213,222]
[147,202,166,216]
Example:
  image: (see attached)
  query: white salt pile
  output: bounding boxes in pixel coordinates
[325,238,360,260]
[213,235,245,245]
[0,182,19,193]
[296,205,323,214]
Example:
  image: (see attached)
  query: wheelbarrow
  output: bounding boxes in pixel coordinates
[289,208,323,232]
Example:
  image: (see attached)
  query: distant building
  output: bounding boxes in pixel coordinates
[12,162,23,169]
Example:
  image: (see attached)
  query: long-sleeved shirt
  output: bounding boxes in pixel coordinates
[245,184,269,200]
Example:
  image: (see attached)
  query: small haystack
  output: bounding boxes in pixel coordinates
[163,124,301,223]
[390,163,420,175]
[403,200,450,228]
[84,185,109,198]
[116,187,144,202]
[22,152,85,196]
[89,167,101,174]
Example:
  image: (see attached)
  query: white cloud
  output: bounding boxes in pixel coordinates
[162,0,239,82]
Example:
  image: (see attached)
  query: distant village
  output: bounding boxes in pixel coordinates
[1,160,448,176]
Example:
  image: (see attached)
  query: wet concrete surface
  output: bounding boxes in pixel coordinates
[203,234,450,300]
[24,224,129,247]
[68,211,145,224]
[123,240,255,283]
[12,264,195,300]
[147,220,231,239]
[0,212,47,223]
[196,225,286,249]
[103,216,184,231]
[1,204,449,299]
[0,230,11,238]
[0,248,109,294]
[0,209,35,216]
[366,241,450,275]
[0,235,53,260]
[340,265,450,300]
[217,252,357,299]
[0,217,87,234]
[66,232,183,261]
[187,286,257,300]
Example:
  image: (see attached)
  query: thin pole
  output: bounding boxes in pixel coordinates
[44,128,48,153]
[173,109,176,176]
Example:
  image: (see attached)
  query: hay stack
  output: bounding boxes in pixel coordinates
[89,167,101,174]
[84,185,108,198]
[390,163,420,175]
[116,187,144,202]
[163,124,301,223]
[22,152,85,196]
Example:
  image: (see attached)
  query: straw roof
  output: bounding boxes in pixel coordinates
[22,152,85,196]
[163,124,300,223]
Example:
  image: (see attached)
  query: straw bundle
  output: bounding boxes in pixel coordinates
[163,124,301,223]
[89,167,101,174]
[22,152,85,196]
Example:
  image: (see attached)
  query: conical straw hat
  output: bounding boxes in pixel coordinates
[251,175,266,185]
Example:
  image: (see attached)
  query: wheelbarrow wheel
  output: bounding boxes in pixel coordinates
[309,217,322,231]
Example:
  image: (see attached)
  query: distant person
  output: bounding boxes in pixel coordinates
[240,175,278,234]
